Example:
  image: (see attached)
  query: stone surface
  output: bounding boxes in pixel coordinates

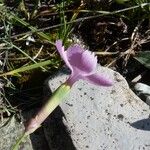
[134,82,150,106]
[0,116,33,150]
[46,66,150,150]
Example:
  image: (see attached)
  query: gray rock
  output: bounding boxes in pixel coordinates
[134,83,150,106]
[0,116,33,150]
[47,66,150,150]
[134,83,150,95]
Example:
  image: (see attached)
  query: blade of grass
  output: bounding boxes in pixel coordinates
[0,60,53,76]
[62,3,84,44]
[18,0,30,19]
[4,40,38,63]
[9,12,55,45]
[30,0,41,19]
[58,1,67,39]
[3,40,46,71]
[11,132,28,150]
[10,3,150,40]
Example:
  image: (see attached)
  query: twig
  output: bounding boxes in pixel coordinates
[131,71,147,83]
[33,45,43,60]
[105,38,129,52]
[124,19,144,66]
[95,51,119,56]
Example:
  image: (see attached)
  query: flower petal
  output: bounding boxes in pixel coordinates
[55,40,73,71]
[67,44,83,58]
[84,73,113,86]
[81,50,97,75]
[67,44,97,76]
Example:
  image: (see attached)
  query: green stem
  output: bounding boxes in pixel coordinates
[25,83,71,134]
[11,132,28,150]
[11,83,71,149]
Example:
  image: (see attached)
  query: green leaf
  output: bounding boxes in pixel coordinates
[115,0,129,4]
[134,51,150,69]
[0,60,53,76]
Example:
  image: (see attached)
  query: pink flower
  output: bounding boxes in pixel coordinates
[56,40,113,87]
[24,40,113,135]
